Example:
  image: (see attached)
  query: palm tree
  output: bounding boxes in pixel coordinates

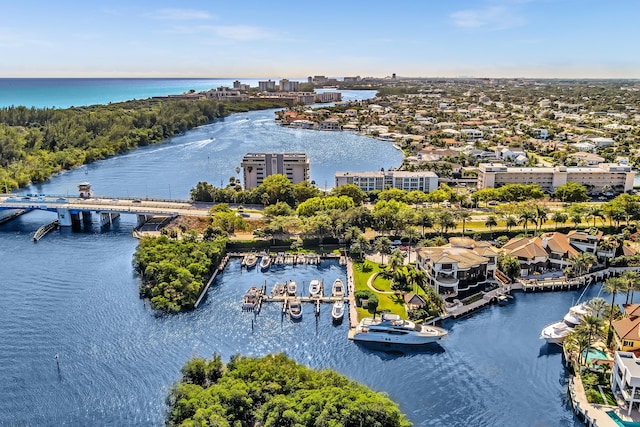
[343,226,362,248]
[604,276,626,346]
[589,297,608,319]
[586,206,605,228]
[374,236,393,266]
[416,208,434,236]
[571,213,583,229]
[455,210,471,236]
[504,215,518,232]
[519,209,536,235]
[485,215,498,233]
[434,210,455,236]
[388,249,405,274]
[551,212,568,230]
[575,315,603,367]
[620,271,640,305]
[351,234,371,260]
[569,252,597,277]
[406,265,426,293]
[534,206,548,234]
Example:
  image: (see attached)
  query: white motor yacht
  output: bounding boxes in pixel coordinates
[352,313,448,345]
[540,302,592,345]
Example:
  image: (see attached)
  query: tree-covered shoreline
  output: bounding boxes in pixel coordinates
[167,353,412,427]
[133,234,227,312]
[0,97,290,191]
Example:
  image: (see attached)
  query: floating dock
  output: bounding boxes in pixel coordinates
[33,220,59,242]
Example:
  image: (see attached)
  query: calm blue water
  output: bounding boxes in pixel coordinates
[0,82,590,426]
[0,78,307,109]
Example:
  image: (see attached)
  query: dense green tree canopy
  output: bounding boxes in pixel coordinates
[133,234,227,312]
[553,182,589,203]
[167,353,412,427]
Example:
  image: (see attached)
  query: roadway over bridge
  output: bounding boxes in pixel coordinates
[0,194,214,227]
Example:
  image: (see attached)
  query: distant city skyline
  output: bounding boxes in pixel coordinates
[2,0,639,79]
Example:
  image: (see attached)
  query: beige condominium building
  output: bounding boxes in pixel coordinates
[477,163,635,194]
[334,170,439,193]
[241,153,309,190]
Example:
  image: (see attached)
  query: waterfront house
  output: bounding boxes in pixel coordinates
[612,304,640,352]
[541,232,580,271]
[501,237,549,276]
[612,351,640,415]
[416,238,498,295]
[567,229,603,255]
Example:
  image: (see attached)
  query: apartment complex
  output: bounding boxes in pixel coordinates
[241,153,309,190]
[477,163,635,194]
[334,170,439,193]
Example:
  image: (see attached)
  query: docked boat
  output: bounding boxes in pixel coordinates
[242,286,261,311]
[309,279,322,297]
[286,280,297,296]
[296,253,306,265]
[271,282,286,297]
[244,253,258,269]
[331,300,345,322]
[259,255,271,271]
[331,278,345,298]
[540,302,592,345]
[289,298,303,320]
[352,313,448,345]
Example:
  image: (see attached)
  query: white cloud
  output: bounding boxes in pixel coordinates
[212,25,275,41]
[149,8,213,21]
[0,28,53,48]
[164,24,277,42]
[451,6,525,30]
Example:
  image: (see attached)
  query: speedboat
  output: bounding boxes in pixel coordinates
[289,298,303,320]
[352,313,448,345]
[244,253,258,269]
[259,255,271,271]
[309,279,322,297]
[331,300,345,322]
[540,302,592,345]
[242,286,261,311]
[286,280,297,296]
[331,278,345,298]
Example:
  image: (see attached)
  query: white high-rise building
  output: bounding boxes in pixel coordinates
[241,153,309,190]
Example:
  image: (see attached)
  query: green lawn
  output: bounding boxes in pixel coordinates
[352,261,407,320]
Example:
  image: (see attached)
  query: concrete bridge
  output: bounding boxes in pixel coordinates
[0,194,212,228]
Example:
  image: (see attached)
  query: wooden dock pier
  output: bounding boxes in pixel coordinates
[33,220,59,242]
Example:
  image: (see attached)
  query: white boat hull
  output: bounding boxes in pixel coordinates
[540,320,571,345]
[353,314,448,345]
[331,301,344,321]
[352,329,446,345]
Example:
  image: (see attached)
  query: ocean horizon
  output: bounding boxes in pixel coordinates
[0,77,309,109]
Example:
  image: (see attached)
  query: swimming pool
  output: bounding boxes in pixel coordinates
[607,410,640,427]
[582,348,609,365]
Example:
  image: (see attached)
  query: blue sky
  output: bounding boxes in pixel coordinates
[1,0,638,79]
